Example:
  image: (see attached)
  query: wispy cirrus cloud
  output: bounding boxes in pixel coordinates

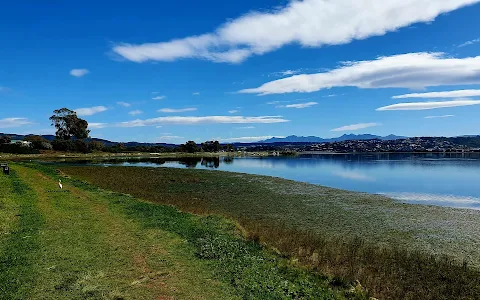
[0,118,32,128]
[192,92,200,95]
[228,110,239,114]
[156,135,184,141]
[377,99,480,111]
[117,101,131,107]
[266,100,287,105]
[236,126,255,129]
[112,0,478,64]
[458,38,480,47]
[0,86,12,93]
[278,102,318,109]
[425,115,455,119]
[89,123,108,129]
[393,89,480,99]
[152,95,166,100]
[270,70,303,77]
[128,110,143,116]
[74,106,108,116]
[70,69,89,77]
[219,136,285,143]
[239,53,480,95]
[158,108,197,113]
[331,123,380,132]
[117,116,288,127]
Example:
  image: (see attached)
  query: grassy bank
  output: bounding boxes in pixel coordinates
[1,163,368,299]
[57,165,480,299]
[1,150,274,161]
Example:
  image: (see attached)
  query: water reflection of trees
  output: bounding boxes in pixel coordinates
[178,157,201,168]
[201,157,220,168]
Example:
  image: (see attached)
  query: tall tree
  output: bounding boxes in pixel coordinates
[182,141,199,153]
[49,108,90,140]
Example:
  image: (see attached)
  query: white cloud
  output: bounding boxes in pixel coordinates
[393,89,480,99]
[239,53,480,95]
[117,115,288,127]
[156,135,184,141]
[112,0,478,63]
[70,69,89,77]
[158,108,198,113]
[270,70,302,77]
[279,101,318,109]
[74,106,108,116]
[0,118,32,128]
[458,38,480,47]
[331,123,380,132]
[228,110,239,114]
[425,114,455,119]
[128,110,143,116]
[219,136,285,143]
[236,126,255,129]
[117,101,131,107]
[192,92,200,95]
[89,123,107,129]
[377,99,480,111]
[152,95,166,100]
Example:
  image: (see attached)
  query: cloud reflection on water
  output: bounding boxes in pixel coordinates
[380,192,480,210]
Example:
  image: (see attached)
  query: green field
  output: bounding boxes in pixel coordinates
[1,163,371,299]
[56,165,480,299]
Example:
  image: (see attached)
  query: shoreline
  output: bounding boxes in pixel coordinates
[2,150,479,161]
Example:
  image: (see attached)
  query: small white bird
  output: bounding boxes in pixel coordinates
[58,179,63,189]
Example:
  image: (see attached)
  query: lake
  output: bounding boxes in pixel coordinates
[63,153,480,210]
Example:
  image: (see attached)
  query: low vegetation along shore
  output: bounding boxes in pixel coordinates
[2,163,480,299]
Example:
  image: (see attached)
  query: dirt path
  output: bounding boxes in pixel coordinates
[0,165,237,299]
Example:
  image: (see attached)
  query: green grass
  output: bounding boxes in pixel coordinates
[55,165,480,300]
[0,165,241,299]
[0,169,44,299]
[0,163,369,299]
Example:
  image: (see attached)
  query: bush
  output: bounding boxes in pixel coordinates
[23,135,52,150]
[51,139,76,152]
[0,135,12,144]
[0,143,39,154]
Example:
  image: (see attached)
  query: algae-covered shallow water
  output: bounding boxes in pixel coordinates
[53,152,480,210]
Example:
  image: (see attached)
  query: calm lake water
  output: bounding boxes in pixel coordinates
[65,153,480,210]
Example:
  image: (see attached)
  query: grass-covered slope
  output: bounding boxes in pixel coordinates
[58,165,480,300]
[0,163,367,299]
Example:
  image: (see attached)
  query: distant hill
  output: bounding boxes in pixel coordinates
[260,134,407,143]
[0,133,176,148]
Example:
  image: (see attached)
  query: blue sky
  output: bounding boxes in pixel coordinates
[1,0,480,143]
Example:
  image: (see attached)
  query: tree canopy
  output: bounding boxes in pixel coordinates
[49,108,90,140]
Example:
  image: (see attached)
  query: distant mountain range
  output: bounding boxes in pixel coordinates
[259,134,407,143]
[3,132,478,147]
